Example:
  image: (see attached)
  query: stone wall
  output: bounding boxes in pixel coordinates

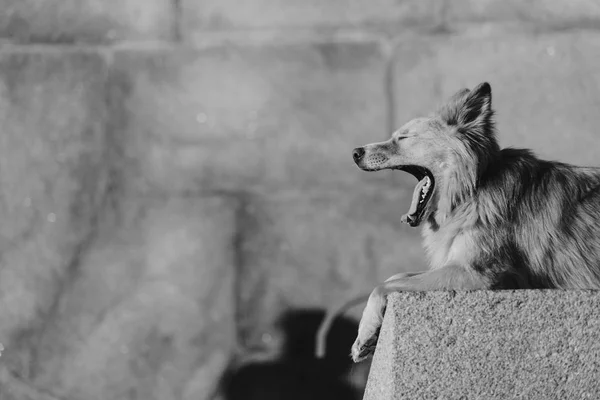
[0,1,599,399]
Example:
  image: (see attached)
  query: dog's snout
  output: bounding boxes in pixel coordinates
[353,147,365,163]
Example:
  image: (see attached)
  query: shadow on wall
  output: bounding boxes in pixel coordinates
[222,309,371,400]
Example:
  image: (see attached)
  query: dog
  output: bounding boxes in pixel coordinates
[321,82,600,363]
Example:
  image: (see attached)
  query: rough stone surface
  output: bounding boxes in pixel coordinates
[0,0,175,43]
[181,0,443,32]
[234,190,427,353]
[110,42,389,194]
[28,196,237,400]
[393,31,600,167]
[446,0,600,26]
[364,291,600,400]
[181,0,600,35]
[0,50,108,374]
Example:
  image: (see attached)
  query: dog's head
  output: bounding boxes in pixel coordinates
[352,82,499,227]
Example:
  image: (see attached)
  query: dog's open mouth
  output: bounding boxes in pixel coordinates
[396,166,435,227]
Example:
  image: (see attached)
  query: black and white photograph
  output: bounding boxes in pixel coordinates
[0,1,599,399]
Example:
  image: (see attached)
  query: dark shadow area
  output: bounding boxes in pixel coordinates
[223,309,369,400]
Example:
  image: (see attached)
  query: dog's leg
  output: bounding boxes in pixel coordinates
[384,271,424,282]
[315,293,370,359]
[351,264,490,362]
[315,272,424,359]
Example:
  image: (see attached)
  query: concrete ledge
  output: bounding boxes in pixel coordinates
[364,291,600,400]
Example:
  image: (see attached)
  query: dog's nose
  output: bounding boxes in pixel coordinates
[352,147,365,163]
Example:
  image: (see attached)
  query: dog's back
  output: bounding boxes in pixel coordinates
[421,147,600,290]
[482,149,600,288]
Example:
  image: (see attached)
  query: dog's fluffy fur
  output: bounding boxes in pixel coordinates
[336,82,600,362]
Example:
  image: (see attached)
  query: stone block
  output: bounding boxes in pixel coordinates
[0,50,108,369]
[364,291,600,399]
[29,196,237,400]
[446,0,600,26]
[181,0,443,32]
[110,42,389,194]
[392,31,600,166]
[0,0,175,43]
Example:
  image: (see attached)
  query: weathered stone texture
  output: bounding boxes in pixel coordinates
[0,50,108,372]
[29,196,237,400]
[393,31,600,166]
[235,190,427,352]
[111,41,390,194]
[0,0,175,43]
[181,0,600,38]
[181,0,443,32]
[446,0,600,26]
[364,291,600,400]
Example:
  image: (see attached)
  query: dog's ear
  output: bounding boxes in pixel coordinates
[441,82,493,135]
[460,82,492,126]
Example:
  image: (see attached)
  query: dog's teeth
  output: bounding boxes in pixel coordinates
[419,177,431,205]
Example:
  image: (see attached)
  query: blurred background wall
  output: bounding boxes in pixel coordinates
[0,1,599,399]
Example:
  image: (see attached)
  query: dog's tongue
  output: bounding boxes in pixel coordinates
[401,177,429,224]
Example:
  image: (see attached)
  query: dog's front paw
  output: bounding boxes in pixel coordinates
[351,286,387,363]
[351,332,378,363]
